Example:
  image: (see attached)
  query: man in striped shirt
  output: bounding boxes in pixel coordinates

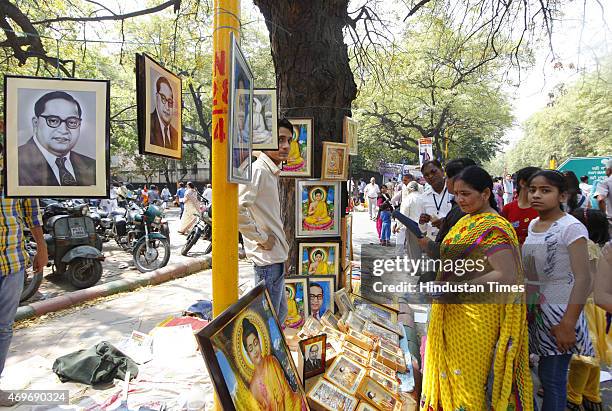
[0,196,47,405]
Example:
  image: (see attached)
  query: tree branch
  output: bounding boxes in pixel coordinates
[403,0,434,22]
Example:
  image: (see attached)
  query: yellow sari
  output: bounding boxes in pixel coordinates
[249,355,306,410]
[421,213,533,411]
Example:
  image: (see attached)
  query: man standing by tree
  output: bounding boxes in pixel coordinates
[0,196,47,406]
[364,177,380,220]
[238,118,292,324]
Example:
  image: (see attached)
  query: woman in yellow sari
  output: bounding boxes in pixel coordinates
[421,166,533,411]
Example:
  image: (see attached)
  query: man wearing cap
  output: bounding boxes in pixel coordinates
[595,159,612,236]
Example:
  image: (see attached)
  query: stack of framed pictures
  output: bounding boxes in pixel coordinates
[283,275,336,330]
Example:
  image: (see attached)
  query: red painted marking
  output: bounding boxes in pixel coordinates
[214,51,226,76]
[222,79,229,104]
[213,118,226,143]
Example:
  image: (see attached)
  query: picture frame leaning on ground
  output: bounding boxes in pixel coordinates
[3,75,110,198]
[195,282,308,411]
[136,53,183,160]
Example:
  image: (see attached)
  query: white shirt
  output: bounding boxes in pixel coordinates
[33,137,76,185]
[364,183,380,199]
[238,152,289,266]
[417,185,452,240]
[203,187,212,204]
[579,183,591,199]
[595,175,612,218]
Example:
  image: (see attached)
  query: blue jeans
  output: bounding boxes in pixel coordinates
[0,270,24,378]
[538,354,572,411]
[254,263,287,325]
[380,211,391,241]
[179,202,184,219]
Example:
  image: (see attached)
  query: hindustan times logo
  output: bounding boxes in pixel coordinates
[372,256,486,277]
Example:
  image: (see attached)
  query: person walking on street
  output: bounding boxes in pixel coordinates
[0,197,48,406]
[239,118,292,325]
[176,182,186,218]
[358,178,366,205]
[503,173,514,205]
[364,177,380,220]
[161,186,171,207]
[595,159,612,237]
[178,182,200,235]
[148,185,160,204]
[376,184,392,242]
[203,183,212,205]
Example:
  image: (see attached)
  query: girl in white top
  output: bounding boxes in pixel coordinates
[522,170,593,411]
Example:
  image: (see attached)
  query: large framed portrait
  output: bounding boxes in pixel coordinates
[195,283,308,411]
[321,142,349,181]
[307,276,336,321]
[3,75,110,198]
[296,180,341,237]
[252,88,278,150]
[284,276,309,330]
[228,33,254,183]
[281,118,312,177]
[298,241,340,278]
[136,53,182,160]
[343,116,359,156]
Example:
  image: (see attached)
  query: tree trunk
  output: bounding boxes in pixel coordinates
[254,0,357,274]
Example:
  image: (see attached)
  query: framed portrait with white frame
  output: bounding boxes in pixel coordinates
[227,32,254,183]
[321,142,349,180]
[280,117,312,177]
[296,180,341,238]
[3,75,110,198]
[136,53,183,160]
[298,241,340,278]
[252,88,278,150]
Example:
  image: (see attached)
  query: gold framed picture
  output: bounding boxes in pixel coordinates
[376,348,407,373]
[321,141,349,180]
[308,378,358,411]
[335,287,353,315]
[343,341,371,360]
[377,339,403,357]
[369,357,396,377]
[345,329,375,351]
[321,325,345,343]
[369,369,400,393]
[362,321,400,346]
[324,355,367,395]
[356,377,402,411]
[320,310,340,330]
[281,117,312,177]
[298,241,341,277]
[343,116,358,156]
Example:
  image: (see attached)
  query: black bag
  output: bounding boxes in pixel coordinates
[52,341,138,385]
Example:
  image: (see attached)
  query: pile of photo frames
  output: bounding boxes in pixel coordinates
[296,288,418,411]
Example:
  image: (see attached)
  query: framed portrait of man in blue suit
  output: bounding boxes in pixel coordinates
[3,75,110,198]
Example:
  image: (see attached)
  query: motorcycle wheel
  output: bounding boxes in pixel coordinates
[67,258,103,289]
[133,238,171,273]
[160,223,170,244]
[181,227,201,256]
[21,266,43,303]
[204,242,212,255]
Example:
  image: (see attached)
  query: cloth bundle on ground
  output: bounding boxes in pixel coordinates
[52,341,139,385]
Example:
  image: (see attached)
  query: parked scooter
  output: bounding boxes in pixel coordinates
[24,201,105,294]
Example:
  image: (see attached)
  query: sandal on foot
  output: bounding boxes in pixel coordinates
[582,399,603,411]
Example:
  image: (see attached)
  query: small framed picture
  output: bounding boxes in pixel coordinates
[308,378,359,411]
[227,32,254,183]
[343,116,358,156]
[369,369,400,394]
[4,75,110,197]
[362,321,400,346]
[376,348,407,373]
[195,283,308,411]
[324,355,367,395]
[321,142,349,180]
[281,117,312,177]
[296,180,341,237]
[341,346,369,368]
[356,377,402,411]
[284,276,309,330]
[345,329,375,352]
[320,310,340,331]
[340,311,366,333]
[369,357,396,378]
[252,88,278,150]
[356,402,378,411]
[351,293,398,322]
[298,241,340,277]
[335,288,354,315]
[299,334,327,380]
[136,53,182,160]
[307,276,336,320]
[378,339,403,357]
[343,341,371,360]
[298,316,323,340]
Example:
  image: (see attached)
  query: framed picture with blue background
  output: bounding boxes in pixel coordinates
[307,275,336,321]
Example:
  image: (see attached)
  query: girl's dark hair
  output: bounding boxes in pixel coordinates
[570,208,610,245]
[515,166,541,194]
[455,165,498,211]
[563,171,581,212]
[528,170,568,210]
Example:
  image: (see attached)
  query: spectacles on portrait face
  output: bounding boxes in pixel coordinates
[39,115,82,129]
[157,93,174,107]
[309,293,324,301]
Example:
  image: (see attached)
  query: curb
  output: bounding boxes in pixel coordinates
[16,256,212,322]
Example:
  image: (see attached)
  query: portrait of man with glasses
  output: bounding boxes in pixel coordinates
[149,76,179,151]
[18,90,96,186]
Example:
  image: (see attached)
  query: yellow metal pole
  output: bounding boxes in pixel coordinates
[212,0,240,318]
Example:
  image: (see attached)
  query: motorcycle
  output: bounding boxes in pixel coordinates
[26,201,105,291]
[181,198,243,256]
[129,204,171,272]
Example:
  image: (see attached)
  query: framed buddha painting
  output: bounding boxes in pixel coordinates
[297,241,340,277]
[295,179,340,237]
[280,118,312,177]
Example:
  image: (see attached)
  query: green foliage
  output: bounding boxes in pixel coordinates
[505,60,612,172]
